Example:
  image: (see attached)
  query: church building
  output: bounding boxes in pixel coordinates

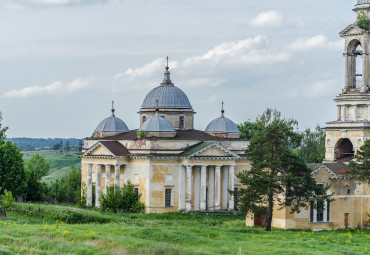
[81,62,250,213]
[246,0,370,230]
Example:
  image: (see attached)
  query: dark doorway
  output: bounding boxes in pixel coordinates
[344,213,349,227]
[254,207,268,228]
[335,139,354,160]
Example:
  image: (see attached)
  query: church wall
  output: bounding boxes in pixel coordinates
[140,112,194,129]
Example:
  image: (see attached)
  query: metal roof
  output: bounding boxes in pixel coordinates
[141,85,192,108]
[205,116,240,134]
[95,116,129,133]
[139,115,175,132]
[358,0,370,4]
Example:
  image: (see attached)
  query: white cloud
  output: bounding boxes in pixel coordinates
[2,0,106,8]
[288,35,343,51]
[206,95,221,104]
[250,10,284,27]
[3,78,89,98]
[305,79,339,98]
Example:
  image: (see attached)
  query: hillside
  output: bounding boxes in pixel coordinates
[22,150,81,183]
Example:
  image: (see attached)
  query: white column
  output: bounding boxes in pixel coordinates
[194,166,201,211]
[185,166,193,212]
[222,166,229,210]
[200,165,207,211]
[124,164,130,185]
[215,166,221,210]
[323,200,328,222]
[342,106,347,121]
[114,164,120,190]
[179,166,186,211]
[228,165,235,211]
[344,53,349,89]
[95,164,102,208]
[353,105,358,121]
[86,163,93,207]
[337,106,341,120]
[208,166,215,211]
[313,201,317,222]
[105,164,111,193]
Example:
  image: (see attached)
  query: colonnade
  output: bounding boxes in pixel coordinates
[86,163,129,208]
[180,165,235,212]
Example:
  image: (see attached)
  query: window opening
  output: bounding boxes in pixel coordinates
[179,116,184,129]
[165,189,171,207]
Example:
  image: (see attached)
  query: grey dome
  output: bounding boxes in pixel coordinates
[358,0,370,4]
[142,86,192,108]
[141,66,192,108]
[139,115,175,132]
[95,116,129,133]
[205,116,240,134]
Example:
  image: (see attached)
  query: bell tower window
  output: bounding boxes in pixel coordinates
[179,116,184,129]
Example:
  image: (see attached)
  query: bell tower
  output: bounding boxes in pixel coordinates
[325,1,370,162]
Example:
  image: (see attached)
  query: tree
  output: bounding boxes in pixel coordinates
[49,166,82,204]
[24,154,50,201]
[0,141,26,196]
[297,125,325,163]
[348,139,370,182]
[236,109,331,231]
[357,11,370,30]
[0,112,8,141]
[237,121,260,139]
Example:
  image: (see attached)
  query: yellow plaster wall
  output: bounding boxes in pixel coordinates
[197,147,229,157]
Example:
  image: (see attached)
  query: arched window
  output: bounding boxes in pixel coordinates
[334,138,354,160]
[347,40,363,90]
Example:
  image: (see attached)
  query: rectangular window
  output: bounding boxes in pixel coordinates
[310,201,314,223]
[179,116,184,129]
[316,201,324,222]
[142,116,146,123]
[134,188,139,200]
[165,189,171,207]
[327,201,330,222]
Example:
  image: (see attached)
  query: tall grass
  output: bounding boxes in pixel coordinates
[1,203,369,254]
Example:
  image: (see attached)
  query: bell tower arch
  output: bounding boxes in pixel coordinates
[324,1,370,162]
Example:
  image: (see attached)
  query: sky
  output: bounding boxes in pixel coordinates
[0,0,357,138]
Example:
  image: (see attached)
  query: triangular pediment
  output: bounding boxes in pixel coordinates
[340,24,366,36]
[312,164,337,178]
[83,142,115,157]
[185,142,240,158]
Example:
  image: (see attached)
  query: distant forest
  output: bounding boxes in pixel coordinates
[5,137,83,151]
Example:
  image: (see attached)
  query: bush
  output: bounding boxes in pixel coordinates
[100,182,144,213]
[357,11,370,30]
[1,189,15,208]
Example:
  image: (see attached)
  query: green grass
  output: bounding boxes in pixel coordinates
[22,150,81,183]
[0,203,369,254]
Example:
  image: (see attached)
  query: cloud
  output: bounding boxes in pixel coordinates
[250,10,284,27]
[2,0,107,8]
[3,78,89,98]
[288,35,343,51]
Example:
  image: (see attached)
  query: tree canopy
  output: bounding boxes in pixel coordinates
[348,139,370,182]
[236,109,331,231]
[24,154,50,201]
[0,112,8,141]
[297,125,325,163]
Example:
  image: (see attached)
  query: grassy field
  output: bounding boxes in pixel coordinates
[22,150,81,183]
[0,203,368,255]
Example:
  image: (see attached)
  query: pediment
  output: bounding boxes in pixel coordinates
[340,24,365,36]
[312,165,337,178]
[188,143,240,158]
[83,142,115,157]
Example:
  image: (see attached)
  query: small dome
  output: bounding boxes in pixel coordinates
[205,116,240,134]
[95,116,129,133]
[139,115,175,132]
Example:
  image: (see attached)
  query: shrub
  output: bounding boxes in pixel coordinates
[357,11,370,30]
[100,182,144,213]
[1,189,15,208]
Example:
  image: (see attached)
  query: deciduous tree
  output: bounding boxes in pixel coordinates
[297,125,325,163]
[25,154,50,201]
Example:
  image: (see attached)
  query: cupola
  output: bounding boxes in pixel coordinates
[205,102,240,139]
[94,101,129,138]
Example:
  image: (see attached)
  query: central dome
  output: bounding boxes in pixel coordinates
[141,65,192,108]
[142,86,192,108]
